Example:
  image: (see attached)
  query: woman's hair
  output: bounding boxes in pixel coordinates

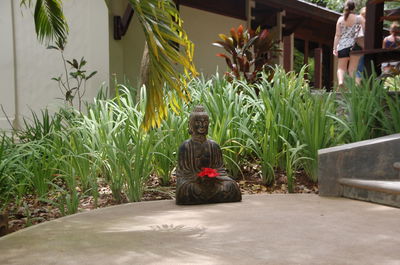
[360,7,366,18]
[344,0,355,21]
[390,22,400,35]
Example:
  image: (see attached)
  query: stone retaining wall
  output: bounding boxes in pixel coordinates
[318,133,400,196]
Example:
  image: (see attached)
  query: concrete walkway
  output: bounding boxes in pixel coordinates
[1,194,400,265]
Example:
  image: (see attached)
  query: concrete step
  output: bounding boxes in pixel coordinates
[338,178,400,208]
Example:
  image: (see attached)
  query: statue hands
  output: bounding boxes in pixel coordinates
[196,175,216,183]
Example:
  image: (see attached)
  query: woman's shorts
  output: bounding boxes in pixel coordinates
[338,47,351,58]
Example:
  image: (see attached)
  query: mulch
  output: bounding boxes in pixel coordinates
[2,168,318,236]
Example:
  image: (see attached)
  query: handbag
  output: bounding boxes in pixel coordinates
[352,19,364,50]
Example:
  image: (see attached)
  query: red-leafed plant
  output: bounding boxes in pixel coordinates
[197,168,220,178]
[213,25,281,84]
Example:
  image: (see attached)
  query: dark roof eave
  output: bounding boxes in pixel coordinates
[257,0,341,24]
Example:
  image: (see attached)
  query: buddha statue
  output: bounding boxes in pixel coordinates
[175,105,242,205]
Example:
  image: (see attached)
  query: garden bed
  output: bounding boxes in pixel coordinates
[2,69,398,236]
[4,169,317,235]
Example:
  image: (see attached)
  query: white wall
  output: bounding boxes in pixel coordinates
[180,6,246,78]
[0,0,109,130]
[122,15,146,87]
[1,1,247,130]
[0,0,16,130]
[108,0,146,89]
[108,4,247,85]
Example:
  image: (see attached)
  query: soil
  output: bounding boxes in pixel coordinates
[2,167,318,236]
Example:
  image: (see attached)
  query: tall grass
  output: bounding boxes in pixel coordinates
[192,76,251,179]
[295,91,342,181]
[3,65,399,217]
[280,137,309,193]
[0,134,21,209]
[241,67,310,184]
[376,92,400,135]
[339,75,384,142]
[18,109,63,142]
[109,89,155,202]
[153,108,188,185]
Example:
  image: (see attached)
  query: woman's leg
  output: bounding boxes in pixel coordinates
[337,57,349,87]
[349,55,361,78]
[355,55,365,84]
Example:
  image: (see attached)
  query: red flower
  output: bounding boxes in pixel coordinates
[197,168,219,178]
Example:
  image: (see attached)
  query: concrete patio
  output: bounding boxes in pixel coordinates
[0,194,399,265]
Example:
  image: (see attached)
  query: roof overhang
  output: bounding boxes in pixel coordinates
[257,0,341,24]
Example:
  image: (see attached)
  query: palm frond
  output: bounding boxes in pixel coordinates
[33,0,68,44]
[129,0,198,130]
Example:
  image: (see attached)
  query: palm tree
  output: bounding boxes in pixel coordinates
[20,0,197,130]
[20,0,69,46]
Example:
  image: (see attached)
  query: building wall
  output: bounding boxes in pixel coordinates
[0,0,17,130]
[1,1,247,130]
[108,0,146,89]
[0,0,109,130]
[108,4,247,87]
[180,6,246,78]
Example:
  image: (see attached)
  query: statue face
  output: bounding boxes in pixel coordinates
[190,115,209,136]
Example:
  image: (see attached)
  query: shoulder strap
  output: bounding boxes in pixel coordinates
[356,15,361,25]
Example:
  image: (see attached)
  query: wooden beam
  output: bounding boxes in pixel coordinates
[353,48,400,64]
[256,0,340,24]
[330,46,334,89]
[114,4,135,40]
[365,1,384,50]
[252,10,277,29]
[322,45,333,90]
[304,39,309,79]
[304,39,309,65]
[283,18,307,36]
[294,29,334,46]
[283,34,293,72]
[314,48,323,89]
[364,1,384,74]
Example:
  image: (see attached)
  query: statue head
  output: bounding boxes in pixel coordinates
[189,105,209,136]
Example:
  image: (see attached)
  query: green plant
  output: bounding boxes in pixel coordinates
[23,202,34,227]
[41,175,79,216]
[23,141,56,198]
[108,88,155,202]
[20,0,69,44]
[82,86,156,202]
[49,39,97,111]
[0,134,16,209]
[339,75,384,142]
[295,91,342,181]
[280,137,310,193]
[6,65,400,219]
[153,108,188,185]
[243,67,310,184]
[376,91,400,135]
[18,108,63,142]
[21,0,198,130]
[191,76,250,178]
[214,25,281,84]
[63,131,99,194]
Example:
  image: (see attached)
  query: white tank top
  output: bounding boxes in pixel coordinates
[337,15,362,51]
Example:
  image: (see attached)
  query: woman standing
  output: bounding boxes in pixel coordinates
[355,7,366,84]
[333,0,365,88]
[382,22,400,73]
